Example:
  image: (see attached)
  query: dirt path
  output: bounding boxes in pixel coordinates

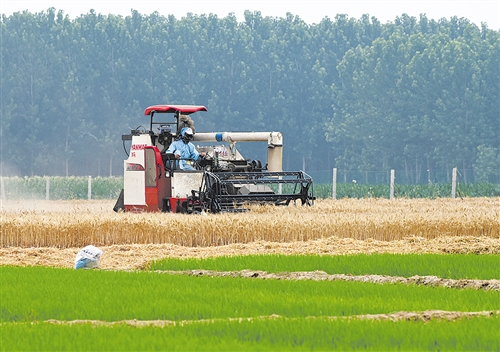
[1,236,498,270]
[37,310,500,327]
[159,269,500,291]
[2,236,497,290]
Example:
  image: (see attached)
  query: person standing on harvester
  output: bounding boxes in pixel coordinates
[166,127,206,170]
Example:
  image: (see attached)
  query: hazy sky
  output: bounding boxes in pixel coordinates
[1,0,499,29]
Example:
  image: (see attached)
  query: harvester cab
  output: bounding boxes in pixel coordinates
[114,104,314,213]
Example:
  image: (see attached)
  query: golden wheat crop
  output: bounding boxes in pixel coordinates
[1,198,498,248]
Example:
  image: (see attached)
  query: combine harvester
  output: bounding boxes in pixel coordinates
[114,105,314,213]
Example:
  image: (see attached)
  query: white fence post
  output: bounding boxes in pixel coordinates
[88,176,92,200]
[332,168,337,200]
[1,177,5,200]
[451,167,457,199]
[45,177,50,200]
[390,169,395,200]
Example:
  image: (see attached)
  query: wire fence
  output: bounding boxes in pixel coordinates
[305,168,500,185]
[0,176,123,201]
[1,174,499,201]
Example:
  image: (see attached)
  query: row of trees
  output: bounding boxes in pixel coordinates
[1,9,498,182]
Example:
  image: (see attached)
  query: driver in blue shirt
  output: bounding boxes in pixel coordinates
[166,127,206,170]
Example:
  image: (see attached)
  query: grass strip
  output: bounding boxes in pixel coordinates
[2,266,499,322]
[150,253,500,280]
[1,315,498,351]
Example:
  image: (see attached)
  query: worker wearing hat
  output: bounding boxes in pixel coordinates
[166,127,206,170]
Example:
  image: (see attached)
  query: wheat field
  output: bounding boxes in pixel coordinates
[1,198,498,248]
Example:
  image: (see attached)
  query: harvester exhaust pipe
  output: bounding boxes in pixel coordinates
[193,132,283,172]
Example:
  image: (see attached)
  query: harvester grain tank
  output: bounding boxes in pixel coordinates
[114,104,314,213]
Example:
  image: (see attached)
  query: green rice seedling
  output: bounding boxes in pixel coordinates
[2,267,499,323]
[1,315,498,351]
[150,253,500,280]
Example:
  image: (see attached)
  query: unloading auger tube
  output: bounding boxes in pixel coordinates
[192,132,283,172]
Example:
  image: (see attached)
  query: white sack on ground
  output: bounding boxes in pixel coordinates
[74,245,103,269]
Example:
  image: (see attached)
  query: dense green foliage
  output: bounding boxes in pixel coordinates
[151,254,500,280]
[1,9,498,182]
[288,181,500,198]
[2,266,498,323]
[1,176,122,199]
[2,316,498,351]
[2,175,499,199]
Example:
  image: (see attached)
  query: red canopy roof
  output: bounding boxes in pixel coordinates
[144,105,208,116]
